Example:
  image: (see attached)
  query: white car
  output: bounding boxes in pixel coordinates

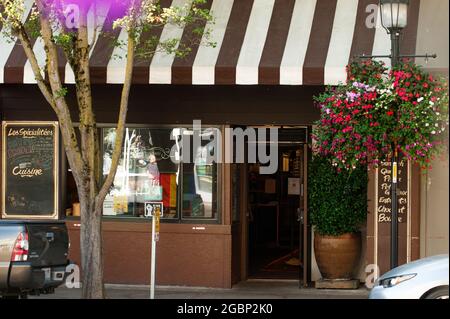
[369,254,449,299]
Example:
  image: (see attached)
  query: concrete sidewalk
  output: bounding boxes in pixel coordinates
[30,280,370,299]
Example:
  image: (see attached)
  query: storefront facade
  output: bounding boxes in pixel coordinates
[1,0,448,288]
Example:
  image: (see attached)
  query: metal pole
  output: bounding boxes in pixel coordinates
[390,31,400,269]
[150,215,156,299]
[391,31,400,66]
[391,144,399,269]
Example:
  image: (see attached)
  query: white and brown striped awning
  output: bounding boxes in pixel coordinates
[0,0,448,85]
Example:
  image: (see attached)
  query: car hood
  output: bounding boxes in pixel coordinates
[379,254,449,280]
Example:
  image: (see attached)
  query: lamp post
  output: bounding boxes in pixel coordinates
[356,0,436,271]
[379,0,410,270]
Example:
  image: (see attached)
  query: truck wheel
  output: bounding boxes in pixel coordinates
[424,287,449,299]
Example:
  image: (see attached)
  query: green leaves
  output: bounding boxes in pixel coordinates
[55,87,68,99]
[308,156,368,236]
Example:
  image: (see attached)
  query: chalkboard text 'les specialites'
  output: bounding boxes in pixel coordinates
[8,128,53,138]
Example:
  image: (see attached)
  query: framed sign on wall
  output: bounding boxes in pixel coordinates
[2,121,59,219]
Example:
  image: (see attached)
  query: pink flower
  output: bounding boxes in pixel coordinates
[342,126,353,133]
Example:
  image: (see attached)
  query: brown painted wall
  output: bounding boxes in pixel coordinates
[366,163,421,277]
[67,220,232,288]
[0,84,322,125]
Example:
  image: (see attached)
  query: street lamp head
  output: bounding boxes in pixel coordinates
[380,0,409,33]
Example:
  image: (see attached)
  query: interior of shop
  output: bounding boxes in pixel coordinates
[247,144,304,279]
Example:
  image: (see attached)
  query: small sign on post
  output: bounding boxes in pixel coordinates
[145,201,163,299]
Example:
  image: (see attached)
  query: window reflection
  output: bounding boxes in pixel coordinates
[102,128,179,219]
[181,129,218,220]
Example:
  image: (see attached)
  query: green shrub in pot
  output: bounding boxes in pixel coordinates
[308,155,368,236]
[308,155,368,280]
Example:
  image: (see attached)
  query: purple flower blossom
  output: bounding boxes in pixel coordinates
[346,91,360,102]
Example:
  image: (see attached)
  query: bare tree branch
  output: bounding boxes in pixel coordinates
[74,8,98,204]
[16,27,54,108]
[36,0,84,183]
[96,32,135,207]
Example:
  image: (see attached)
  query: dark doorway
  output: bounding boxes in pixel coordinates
[247,142,305,280]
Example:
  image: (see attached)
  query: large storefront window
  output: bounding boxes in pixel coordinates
[102,128,179,219]
[102,127,219,222]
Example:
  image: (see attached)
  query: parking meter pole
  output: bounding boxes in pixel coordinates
[150,215,156,299]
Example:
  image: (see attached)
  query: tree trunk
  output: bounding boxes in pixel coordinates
[79,190,104,299]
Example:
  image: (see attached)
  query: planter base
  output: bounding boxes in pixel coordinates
[315,279,360,290]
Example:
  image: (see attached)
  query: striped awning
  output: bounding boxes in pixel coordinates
[0,0,448,85]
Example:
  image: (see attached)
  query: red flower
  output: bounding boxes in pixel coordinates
[386,110,394,116]
[423,82,429,88]
[397,88,407,97]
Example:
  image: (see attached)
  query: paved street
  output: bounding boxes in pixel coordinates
[30,280,369,299]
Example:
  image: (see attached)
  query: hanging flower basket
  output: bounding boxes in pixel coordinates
[313,59,449,170]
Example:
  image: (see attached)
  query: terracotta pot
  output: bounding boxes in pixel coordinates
[314,232,361,280]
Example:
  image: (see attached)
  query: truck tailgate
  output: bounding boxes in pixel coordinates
[26,223,69,267]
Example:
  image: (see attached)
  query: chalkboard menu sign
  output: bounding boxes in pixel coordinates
[377,159,409,224]
[2,122,59,219]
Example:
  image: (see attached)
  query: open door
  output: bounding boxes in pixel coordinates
[231,126,310,286]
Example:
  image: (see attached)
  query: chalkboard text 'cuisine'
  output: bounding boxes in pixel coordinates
[2,122,59,219]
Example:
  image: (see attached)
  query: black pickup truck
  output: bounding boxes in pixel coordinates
[0,220,70,298]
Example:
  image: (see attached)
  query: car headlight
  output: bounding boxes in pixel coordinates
[379,274,417,288]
